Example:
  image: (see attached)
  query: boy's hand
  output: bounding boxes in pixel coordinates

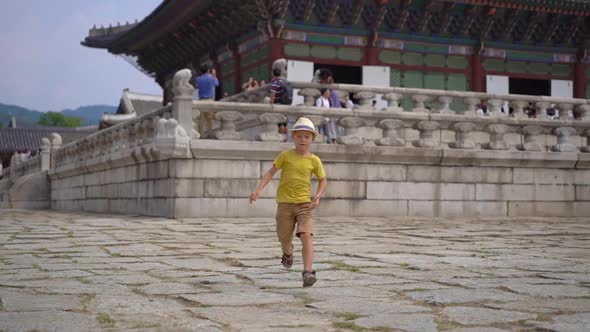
[310,195,320,209]
[249,192,260,203]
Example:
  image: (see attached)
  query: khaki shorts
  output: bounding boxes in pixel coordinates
[276,203,314,238]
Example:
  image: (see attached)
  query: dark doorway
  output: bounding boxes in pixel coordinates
[314,64,362,84]
[509,77,550,96]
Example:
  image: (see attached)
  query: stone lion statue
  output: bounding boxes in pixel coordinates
[272,58,287,79]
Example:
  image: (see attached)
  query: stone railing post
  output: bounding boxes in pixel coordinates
[535,101,550,119]
[557,103,574,120]
[551,127,578,152]
[463,97,480,116]
[40,137,51,170]
[449,122,477,149]
[412,121,440,148]
[411,95,430,113]
[298,88,321,106]
[336,117,365,145]
[576,104,590,121]
[434,96,453,114]
[486,99,506,117]
[50,133,62,168]
[214,111,244,140]
[382,93,404,112]
[153,117,191,158]
[256,113,287,142]
[580,129,590,152]
[516,126,545,151]
[172,69,196,139]
[353,91,376,111]
[510,100,529,119]
[482,124,510,150]
[306,115,327,143]
[376,119,405,146]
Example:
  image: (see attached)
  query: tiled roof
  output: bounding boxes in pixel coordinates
[0,127,96,154]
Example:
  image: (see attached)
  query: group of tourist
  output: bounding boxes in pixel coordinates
[242,77,267,91]
[195,64,359,143]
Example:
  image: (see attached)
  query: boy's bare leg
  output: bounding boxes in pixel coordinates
[299,232,314,271]
[280,239,293,256]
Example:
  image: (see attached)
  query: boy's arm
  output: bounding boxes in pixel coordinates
[311,177,327,209]
[249,165,278,203]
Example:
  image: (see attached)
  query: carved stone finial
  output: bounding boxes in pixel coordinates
[50,133,62,147]
[272,58,288,79]
[40,137,51,151]
[172,69,194,97]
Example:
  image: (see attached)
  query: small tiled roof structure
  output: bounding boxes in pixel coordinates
[99,89,163,129]
[0,127,96,167]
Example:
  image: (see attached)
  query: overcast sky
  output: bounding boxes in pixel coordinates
[0,0,163,111]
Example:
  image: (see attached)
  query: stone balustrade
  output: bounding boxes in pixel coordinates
[191,99,590,155]
[51,104,177,175]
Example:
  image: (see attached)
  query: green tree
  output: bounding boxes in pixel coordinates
[37,112,83,127]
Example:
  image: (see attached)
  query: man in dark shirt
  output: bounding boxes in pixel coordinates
[269,68,284,104]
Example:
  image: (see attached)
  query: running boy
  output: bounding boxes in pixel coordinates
[249,117,327,287]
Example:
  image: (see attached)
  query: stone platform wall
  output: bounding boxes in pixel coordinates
[49,139,590,218]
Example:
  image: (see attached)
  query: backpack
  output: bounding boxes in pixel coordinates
[279,80,293,105]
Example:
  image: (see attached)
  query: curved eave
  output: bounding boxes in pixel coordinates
[82,0,212,54]
[450,0,590,15]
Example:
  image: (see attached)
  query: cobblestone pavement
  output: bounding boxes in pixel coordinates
[0,210,589,331]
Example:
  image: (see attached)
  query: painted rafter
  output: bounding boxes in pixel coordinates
[565,16,585,45]
[395,0,413,30]
[349,0,366,25]
[417,0,436,33]
[368,1,389,47]
[523,11,545,42]
[303,0,314,22]
[460,5,479,37]
[438,2,456,35]
[500,9,521,41]
[480,6,497,40]
[543,14,561,43]
[326,0,340,25]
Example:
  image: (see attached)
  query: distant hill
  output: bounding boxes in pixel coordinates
[0,103,117,128]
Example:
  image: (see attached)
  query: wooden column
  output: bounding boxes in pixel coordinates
[470,53,484,92]
[268,38,285,63]
[229,43,242,95]
[574,60,587,99]
[365,46,380,66]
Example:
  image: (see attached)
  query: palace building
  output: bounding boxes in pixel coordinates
[83,0,590,107]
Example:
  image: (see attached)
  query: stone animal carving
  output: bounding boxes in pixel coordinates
[156,118,188,139]
[272,58,288,79]
[172,68,194,97]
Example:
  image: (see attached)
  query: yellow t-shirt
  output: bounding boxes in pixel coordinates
[274,149,326,203]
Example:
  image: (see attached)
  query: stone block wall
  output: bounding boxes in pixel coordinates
[48,140,590,218]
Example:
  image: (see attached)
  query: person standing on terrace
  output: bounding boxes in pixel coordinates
[195,64,219,137]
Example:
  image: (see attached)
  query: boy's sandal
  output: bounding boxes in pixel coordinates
[281,244,294,269]
[302,270,317,287]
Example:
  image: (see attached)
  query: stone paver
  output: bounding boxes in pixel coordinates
[0,209,589,331]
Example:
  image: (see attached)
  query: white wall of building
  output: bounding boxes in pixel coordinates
[486,75,509,113]
[287,60,314,106]
[362,66,390,110]
[551,80,573,98]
